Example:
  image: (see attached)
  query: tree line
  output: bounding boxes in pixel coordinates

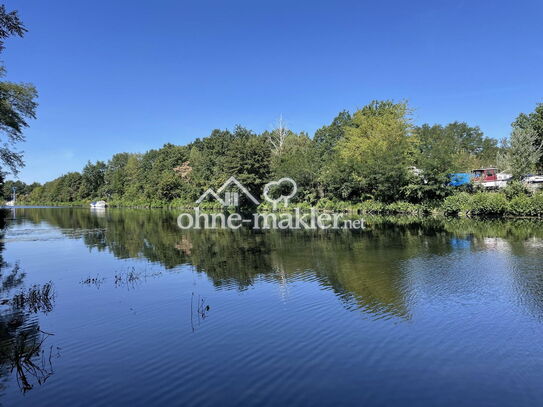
[7,100,542,207]
[0,6,541,209]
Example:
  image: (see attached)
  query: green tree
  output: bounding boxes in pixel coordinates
[103,153,131,198]
[408,122,499,202]
[318,157,362,201]
[0,6,38,177]
[314,110,352,158]
[313,111,354,199]
[122,154,143,200]
[2,179,39,200]
[513,103,543,170]
[338,100,414,202]
[189,129,235,193]
[271,132,319,202]
[221,126,271,203]
[79,161,106,199]
[503,126,541,180]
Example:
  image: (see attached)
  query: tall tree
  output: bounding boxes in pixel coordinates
[338,100,414,202]
[79,161,106,199]
[267,115,290,155]
[271,132,320,202]
[513,103,543,170]
[221,126,271,203]
[314,110,352,157]
[313,111,356,199]
[103,153,131,198]
[0,6,37,176]
[502,126,541,180]
[409,122,499,201]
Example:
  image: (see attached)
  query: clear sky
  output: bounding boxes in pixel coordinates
[3,0,543,183]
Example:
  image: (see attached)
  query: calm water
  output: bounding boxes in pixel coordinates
[1,208,543,406]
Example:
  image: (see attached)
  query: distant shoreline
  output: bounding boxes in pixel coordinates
[6,195,543,220]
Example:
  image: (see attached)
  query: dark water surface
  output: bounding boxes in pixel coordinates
[0,208,542,406]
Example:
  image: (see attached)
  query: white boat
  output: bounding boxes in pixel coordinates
[473,168,512,189]
[5,187,16,206]
[90,200,107,208]
[485,172,513,189]
[524,175,543,184]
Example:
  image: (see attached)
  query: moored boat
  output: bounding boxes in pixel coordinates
[90,200,107,208]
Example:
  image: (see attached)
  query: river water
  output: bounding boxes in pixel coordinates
[0,208,542,406]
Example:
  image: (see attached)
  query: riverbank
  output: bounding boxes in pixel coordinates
[13,190,543,219]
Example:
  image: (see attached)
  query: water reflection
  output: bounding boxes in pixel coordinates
[2,208,543,406]
[6,208,543,324]
[0,209,58,394]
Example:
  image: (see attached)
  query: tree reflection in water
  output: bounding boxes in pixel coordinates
[9,207,543,322]
[0,209,58,394]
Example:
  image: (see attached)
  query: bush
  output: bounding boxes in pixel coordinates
[315,198,337,210]
[385,201,421,215]
[532,193,543,216]
[198,200,223,211]
[295,201,312,211]
[507,193,543,217]
[503,181,529,200]
[169,197,193,208]
[508,194,536,216]
[441,192,472,216]
[357,200,385,214]
[256,201,272,212]
[470,192,508,217]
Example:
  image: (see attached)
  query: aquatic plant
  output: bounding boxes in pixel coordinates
[11,282,55,314]
[191,292,210,332]
[80,274,106,288]
[5,329,58,393]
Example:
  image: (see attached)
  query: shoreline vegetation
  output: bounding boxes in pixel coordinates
[6,188,543,219]
[4,100,543,220]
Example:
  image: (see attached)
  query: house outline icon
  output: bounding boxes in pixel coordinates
[195,176,260,206]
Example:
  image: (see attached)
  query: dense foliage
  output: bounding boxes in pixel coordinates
[0,6,539,219]
[512,103,543,171]
[9,99,510,209]
[0,5,37,180]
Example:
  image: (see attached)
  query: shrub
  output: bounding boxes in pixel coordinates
[508,194,536,216]
[358,200,385,214]
[295,201,312,211]
[419,200,439,214]
[169,197,193,208]
[441,192,472,215]
[198,200,223,211]
[334,201,351,212]
[385,201,421,215]
[315,198,331,210]
[532,193,543,216]
[503,181,529,200]
[470,192,508,217]
[257,201,273,212]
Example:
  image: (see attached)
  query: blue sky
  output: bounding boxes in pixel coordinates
[3,0,543,183]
